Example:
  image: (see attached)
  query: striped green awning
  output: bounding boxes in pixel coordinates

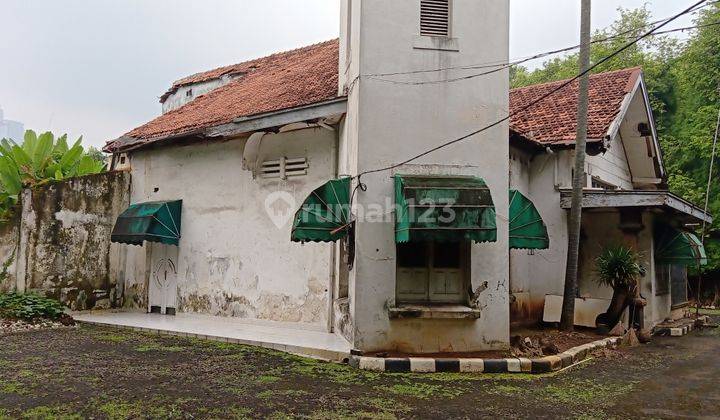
[111,200,182,246]
[291,177,351,243]
[394,175,497,243]
[654,223,707,266]
[509,190,549,250]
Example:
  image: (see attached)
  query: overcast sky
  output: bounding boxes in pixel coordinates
[0,1,698,149]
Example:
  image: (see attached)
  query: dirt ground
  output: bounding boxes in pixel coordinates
[1,320,719,419]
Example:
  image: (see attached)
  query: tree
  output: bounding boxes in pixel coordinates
[560,0,591,332]
[512,4,720,274]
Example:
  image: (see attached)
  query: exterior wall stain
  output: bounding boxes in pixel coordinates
[9,171,131,309]
[0,209,20,293]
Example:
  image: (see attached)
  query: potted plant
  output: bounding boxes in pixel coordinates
[594,245,646,335]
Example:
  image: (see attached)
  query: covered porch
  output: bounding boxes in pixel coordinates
[558,189,711,329]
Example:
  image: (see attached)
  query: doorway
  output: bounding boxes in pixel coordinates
[148,243,179,315]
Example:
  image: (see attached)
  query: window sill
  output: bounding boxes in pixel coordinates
[413,35,460,52]
[388,304,481,320]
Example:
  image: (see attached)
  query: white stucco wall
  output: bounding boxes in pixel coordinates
[121,127,338,328]
[342,0,511,353]
[509,143,671,329]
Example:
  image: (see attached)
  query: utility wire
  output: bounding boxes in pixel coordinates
[355,0,708,180]
[368,21,720,86]
[365,0,720,79]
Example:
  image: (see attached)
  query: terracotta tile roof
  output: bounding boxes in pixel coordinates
[509,67,642,146]
[105,39,340,152]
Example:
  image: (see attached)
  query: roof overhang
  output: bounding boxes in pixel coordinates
[559,189,713,225]
[105,97,348,154]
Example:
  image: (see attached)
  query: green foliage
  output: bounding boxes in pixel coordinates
[0,292,66,321]
[0,129,105,223]
[512,4,720,271]
[595,245,645,290]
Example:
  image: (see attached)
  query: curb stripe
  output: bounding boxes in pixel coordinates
[350,335,627,374]
[435,359,460,373]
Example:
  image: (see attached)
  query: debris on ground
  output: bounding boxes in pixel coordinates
[0,314,75,335]
[622,328,640,347]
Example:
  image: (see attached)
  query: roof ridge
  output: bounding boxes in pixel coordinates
[510,66,642,93]
[170,39,340,89]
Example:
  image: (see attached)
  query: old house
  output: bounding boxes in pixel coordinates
[508,67,711,330]
[104,0,512,354]
[100,0,708,356]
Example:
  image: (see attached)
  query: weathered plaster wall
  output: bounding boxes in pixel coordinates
[586,135,633,190]
[508,150,571,323]
[123,128,337,328]
[14,171,131,309]
[0,210,20,293]
[342,0,512,353]
[162,77,235,114]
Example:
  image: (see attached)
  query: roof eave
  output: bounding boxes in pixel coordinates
[105,97,348,154]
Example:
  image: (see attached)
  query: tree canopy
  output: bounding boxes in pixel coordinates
[512,4,720,271]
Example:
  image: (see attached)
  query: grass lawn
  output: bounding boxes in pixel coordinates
[699,308,720,316]
[0,323,719,419]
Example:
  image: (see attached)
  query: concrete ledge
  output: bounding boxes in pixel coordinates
[653,316,708,338]
[76,318,350,362]
[349,337,622,374]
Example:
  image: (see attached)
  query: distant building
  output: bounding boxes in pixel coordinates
[0,107,24,142]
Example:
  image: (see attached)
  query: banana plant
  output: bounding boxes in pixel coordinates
[0,129,106,220]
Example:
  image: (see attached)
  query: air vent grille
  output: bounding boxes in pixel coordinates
[260,157,308,179]
[421,0,450,37]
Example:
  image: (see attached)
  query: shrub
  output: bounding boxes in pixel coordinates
[595,244,646,290]
[0,292,66,321]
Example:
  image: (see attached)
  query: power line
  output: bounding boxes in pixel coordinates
[355,0,708,180]
[364,0,720,80]
[367,21,720,86]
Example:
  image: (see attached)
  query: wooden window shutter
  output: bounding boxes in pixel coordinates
[420,0,450,37]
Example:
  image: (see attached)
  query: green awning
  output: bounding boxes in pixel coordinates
[509,190,549,250]
[394,175,497,243]
[111,200,182,246]
[654,223,707,266]
[291,177,351,243]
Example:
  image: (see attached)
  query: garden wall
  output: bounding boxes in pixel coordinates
[0,210,19,293]
[3,171,131,310]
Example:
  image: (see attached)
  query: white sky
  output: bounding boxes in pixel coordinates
[0,0,698,149]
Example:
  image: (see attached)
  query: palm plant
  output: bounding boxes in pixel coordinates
[594,244,647,334]
[595,245,646,290]
[0,130,105,221]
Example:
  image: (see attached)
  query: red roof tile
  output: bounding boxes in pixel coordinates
[107,39,642,153]
[105,40,340,152]
[509,67,641,145]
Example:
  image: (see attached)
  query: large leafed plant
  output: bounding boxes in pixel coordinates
[0,130,105,221]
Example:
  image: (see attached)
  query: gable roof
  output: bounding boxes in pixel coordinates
[106,38,643,154]
[509,67,642,146]
[105,39,340,153]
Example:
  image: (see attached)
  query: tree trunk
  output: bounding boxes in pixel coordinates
[560,0,591,331]
[595,287,630,334]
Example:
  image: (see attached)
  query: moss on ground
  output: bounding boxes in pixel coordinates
[0,323,717,419]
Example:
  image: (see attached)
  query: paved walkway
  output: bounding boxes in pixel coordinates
[73,311,352,361]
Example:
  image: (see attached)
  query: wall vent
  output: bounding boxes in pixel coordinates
[260,157,308,179]
[420,0,451,37]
